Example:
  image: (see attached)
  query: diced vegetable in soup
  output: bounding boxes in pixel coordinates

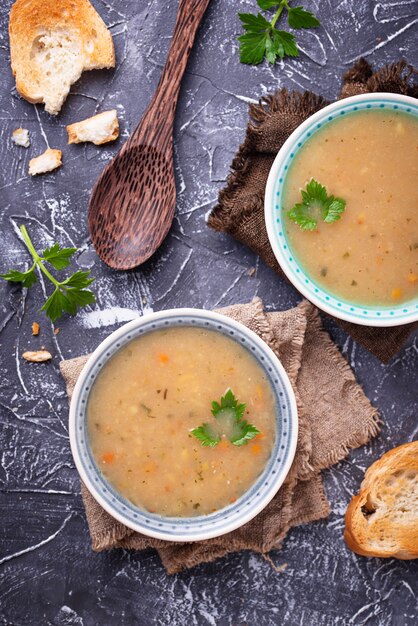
[284,110,418,305]
[87,327,277,517]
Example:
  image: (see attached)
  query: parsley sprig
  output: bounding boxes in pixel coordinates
[1,225,96,323]
[287,179,346,230]
[191,389,261,447]
[238,1,320,65]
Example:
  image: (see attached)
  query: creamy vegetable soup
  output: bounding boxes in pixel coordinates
[284,110,418,305]
[87,327,276,517]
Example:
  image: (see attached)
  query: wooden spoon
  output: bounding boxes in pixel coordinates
[88,0,211,269]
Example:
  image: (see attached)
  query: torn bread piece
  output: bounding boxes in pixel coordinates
[12,127,30,147]
[29,148,62,175]
[344,441,418,560]
[67,109,119,145]
[9,0,115,115]
[22,349,52,362]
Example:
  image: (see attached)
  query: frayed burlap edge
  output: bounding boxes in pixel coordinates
[208,90,328,234]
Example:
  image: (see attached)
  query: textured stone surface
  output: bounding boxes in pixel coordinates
[0,1,417,624]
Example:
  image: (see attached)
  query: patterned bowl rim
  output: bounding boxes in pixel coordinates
[264,92,418,327]
[69,308,298,542]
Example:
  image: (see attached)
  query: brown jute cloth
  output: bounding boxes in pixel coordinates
[60,298,380,574]
[208,59,418,363]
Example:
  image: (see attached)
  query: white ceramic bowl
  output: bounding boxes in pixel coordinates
[69,308,298,542]
[265,92,418,327]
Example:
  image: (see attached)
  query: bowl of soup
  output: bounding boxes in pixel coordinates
[265,93,418,326]
[69,308,298,541]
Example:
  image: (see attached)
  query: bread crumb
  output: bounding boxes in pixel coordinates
[29,148,62,175]
[22,349,52,362]
[248,267,256,277]
[54,328,60,335]
[12,128,30,147]
[67,110,119,145]
[32,321,40,336]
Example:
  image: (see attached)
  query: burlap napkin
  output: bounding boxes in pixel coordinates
[208,59,418,363]
[60,298,380,574]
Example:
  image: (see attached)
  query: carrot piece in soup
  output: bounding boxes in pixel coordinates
[251,444,261,456]
[407,273,418,284]
[158,353,169,363]
[391,288,402,300]
[102,452,115,464]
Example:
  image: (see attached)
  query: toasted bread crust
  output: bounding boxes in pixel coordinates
[344,441,418,559]
[29,148,62,175]
[9,0,115,114]
[67,109,119,145]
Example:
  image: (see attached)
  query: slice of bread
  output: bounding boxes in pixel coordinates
[12,128,30,147]
[29,148,62,175]
[67,109,119,145]
[9,0,115,115]
[344,441,418,559]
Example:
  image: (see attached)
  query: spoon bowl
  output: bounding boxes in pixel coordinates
[89,143,176,269]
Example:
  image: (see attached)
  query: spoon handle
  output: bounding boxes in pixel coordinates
[130,0,211,143]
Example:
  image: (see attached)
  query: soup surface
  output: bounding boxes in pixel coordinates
[87,327,276,517]
[284,110,418,305]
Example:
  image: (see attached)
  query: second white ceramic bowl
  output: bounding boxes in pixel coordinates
[265,92,418,327]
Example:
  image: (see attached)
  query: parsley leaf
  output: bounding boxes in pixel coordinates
[1,225,96,323]
[257,0,279,9]
[287,179,347,230]
[238,1,320,66]
[211,388,246,420]
[271,29,298,59]
[192,389,261,448]
[323,198,346,223]
[230,421,260,446]
[287,6,320,29]
[1,266,37,288]
[190,424,220,447]
[42,243,77,270]
[287,202,318,231]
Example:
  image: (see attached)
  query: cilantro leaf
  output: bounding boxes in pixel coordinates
[1,225,96,323]
[192,390,261,448]
[42,243,77,270]
[287,179,347,230]
[230,421,261,446]
[287,6,320,29]
[238,1,321,66]
[190,424,220,447]
[1,266,37,288]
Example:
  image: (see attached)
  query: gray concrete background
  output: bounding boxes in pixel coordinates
[0,1,417,624]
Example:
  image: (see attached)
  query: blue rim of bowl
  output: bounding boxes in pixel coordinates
[69,309,298,542]
[265,93,418,327]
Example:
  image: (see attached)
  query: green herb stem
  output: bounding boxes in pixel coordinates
[270,0,286,29]
[20,225,60,287]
